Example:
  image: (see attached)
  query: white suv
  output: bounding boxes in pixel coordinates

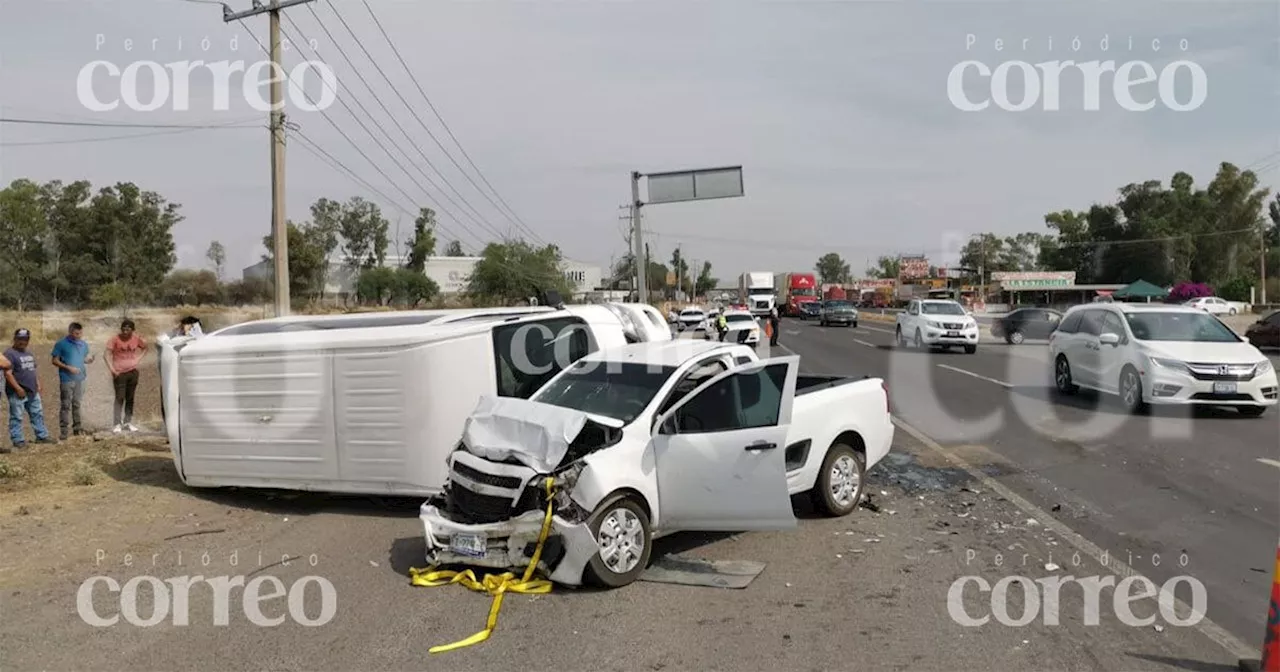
[895,299,980,353]
[1048,303,1278,416]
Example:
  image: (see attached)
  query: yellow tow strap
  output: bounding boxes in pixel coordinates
[409,476,557,653]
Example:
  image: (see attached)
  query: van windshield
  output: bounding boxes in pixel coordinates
[533,361,676,424]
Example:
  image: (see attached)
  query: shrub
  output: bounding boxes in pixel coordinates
[1168,281,1213,303]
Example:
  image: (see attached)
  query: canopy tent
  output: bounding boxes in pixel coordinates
[1111,279,1169,302]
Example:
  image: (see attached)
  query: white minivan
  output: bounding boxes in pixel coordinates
[159,305,663,496]
[1048,303,1278,416]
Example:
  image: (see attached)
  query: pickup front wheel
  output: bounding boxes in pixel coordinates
[811,443,866,517]
[584,495,652,588]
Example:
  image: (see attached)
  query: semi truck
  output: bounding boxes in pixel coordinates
[739,272,776,316]
[775,272,819,316]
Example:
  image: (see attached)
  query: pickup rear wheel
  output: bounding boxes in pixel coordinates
[811,443,866,517]
[584,495,652,589]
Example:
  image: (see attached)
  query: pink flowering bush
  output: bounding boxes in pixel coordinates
[1168,281,1213,302]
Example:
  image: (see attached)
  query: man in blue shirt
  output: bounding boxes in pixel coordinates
[51,322,94,440]
[4,328,54,450]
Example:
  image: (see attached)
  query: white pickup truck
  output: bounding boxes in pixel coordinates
[420,339,894,588]
[895,298,980,353]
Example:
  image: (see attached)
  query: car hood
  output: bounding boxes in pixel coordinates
[462,395,624,473]
[1138,340,1264,364]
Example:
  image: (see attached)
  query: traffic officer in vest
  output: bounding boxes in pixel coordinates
[716,311,729,341]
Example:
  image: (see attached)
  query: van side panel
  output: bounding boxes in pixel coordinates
[178,350,337,483]
[332,346,416,486]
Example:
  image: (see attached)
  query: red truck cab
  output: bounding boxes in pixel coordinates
[779,273,819,316]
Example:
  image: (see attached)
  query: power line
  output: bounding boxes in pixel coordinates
[292,128,476,253]
[0,119,262,147]
[0,117,258,128]
[232,15,486,250]
[356,0,544,243]
[292,6,511,244]
[272,16,496,248]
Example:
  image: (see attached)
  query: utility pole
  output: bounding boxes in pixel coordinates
[1262,225,1269,305]
[223,0,317,317]
[631,172,647,303]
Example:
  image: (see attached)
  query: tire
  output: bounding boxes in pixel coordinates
[1229,308,1238,315]
[1054,355,1078,395]
[1009,330,1025,345]
[810,443,866,517]
[896,326,906,347]
[964,345,977,354]
[583,496,652,589]
[1118,366,1147,414]
[1239,405,1267,417]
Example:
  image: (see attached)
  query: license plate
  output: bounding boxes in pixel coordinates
[450,532,487,558]
[1213,381,1237,395]
[946,331,961,337]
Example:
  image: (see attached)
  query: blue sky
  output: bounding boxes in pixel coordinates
[1,0,1276,282]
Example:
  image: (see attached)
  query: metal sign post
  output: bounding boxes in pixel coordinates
[630,166,744,304]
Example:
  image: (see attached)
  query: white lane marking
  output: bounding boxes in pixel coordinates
[854,339,878,348]
[890,416,1256,660]
[861,325,897,335]
[1257,458,1280,470]
[936,364,1012,388]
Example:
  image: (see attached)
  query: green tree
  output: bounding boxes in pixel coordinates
[404,208,437,272]
[160,269,224,306]
[466,240,573,304]
[206,240,226,280]
[815,253,851,284]
[444,240,466,257]
[0,179,51,310]
[695,261,717,295]
[865,256,900,279]
[263,221,330,303]
[336,196,389,271]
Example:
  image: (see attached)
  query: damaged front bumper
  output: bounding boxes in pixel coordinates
[420,502,599,586]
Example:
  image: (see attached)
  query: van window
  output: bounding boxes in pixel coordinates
[492,317,594,398]
[656,358,728,417]
[1057,311,1083,334]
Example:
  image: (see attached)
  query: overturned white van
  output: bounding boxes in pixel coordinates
[159,305,661,496]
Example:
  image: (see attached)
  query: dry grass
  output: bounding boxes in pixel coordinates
[0,305,269,344]
[0,433,176,499]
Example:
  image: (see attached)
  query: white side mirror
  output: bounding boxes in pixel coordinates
[1099,332,1121,346]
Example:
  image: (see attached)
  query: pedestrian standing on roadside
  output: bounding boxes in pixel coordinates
[105,319,147,433]
[51,322,94,440]
[768,306,781,347]
[3,328,55,451]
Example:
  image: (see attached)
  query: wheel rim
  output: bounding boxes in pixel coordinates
[1121,371,1140,407]
[1011,331,1024,344]
[1056,359,1071,389]
[596,507,644,574]
[829,455,860,509]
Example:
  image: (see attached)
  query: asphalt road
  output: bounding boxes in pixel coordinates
[0,319,1269,670]
[778,315,1280,645]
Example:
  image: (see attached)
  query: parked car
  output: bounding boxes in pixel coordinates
[1185,296,1247,315]
[819,300,858,327]
[705,309,762,344]
[991,308,1063,344]
[676,307,706,332]
[420,340,894,588]
[1245,311,1280,349]
[1048,304,1277,416]
[895,299,979,353]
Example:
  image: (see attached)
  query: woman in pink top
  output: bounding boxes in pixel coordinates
[105,319,147,432]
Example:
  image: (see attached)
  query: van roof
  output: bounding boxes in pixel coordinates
[578,340,738,368]
[188,305,621,354]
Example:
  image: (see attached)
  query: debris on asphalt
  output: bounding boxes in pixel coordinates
[1026,518,1040,526]
[1045,563,1060,571]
